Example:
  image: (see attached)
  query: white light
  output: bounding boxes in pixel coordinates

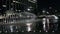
[42,10,45,13]
[43,18,46,31]
[26,23,32,32]
[44,25,45,29]
[43,18,46,20]
[43,18,46,24]
[54,15,58,19]
[52,15,58,23]
[33,30,35,32]
[10,26,13,32]
[43,25,46,31]
[13,1,16,2]
[52,15,58,19]
[27,8,31,11]
[26,23,32,26]
[15,1,20,3]
[39,30,41,32]
[47,12,49,14]
[2,5,6,7]
[28,0,36,3]
[52,31,54,32]
[27,27,31,32]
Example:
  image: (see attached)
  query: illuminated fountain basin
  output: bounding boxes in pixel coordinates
[2,12,40,32]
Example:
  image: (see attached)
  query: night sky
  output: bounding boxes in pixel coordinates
[37,0,60,10]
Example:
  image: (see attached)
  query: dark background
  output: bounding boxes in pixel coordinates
[37,0,60,9]
[37,0,60,15]
[0,0,60,14]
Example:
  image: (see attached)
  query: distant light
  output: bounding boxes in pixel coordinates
[13,1,16,2]
[2,5,6,7]
[18,10,21,11]
[47,12,49,14]
[27,8,31,11]
[49,7,52,9]
[15,1,20,3]
[42,10,45,13]
[29,6,33,8]
[28,0,36,3]
[26,23,32,26]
